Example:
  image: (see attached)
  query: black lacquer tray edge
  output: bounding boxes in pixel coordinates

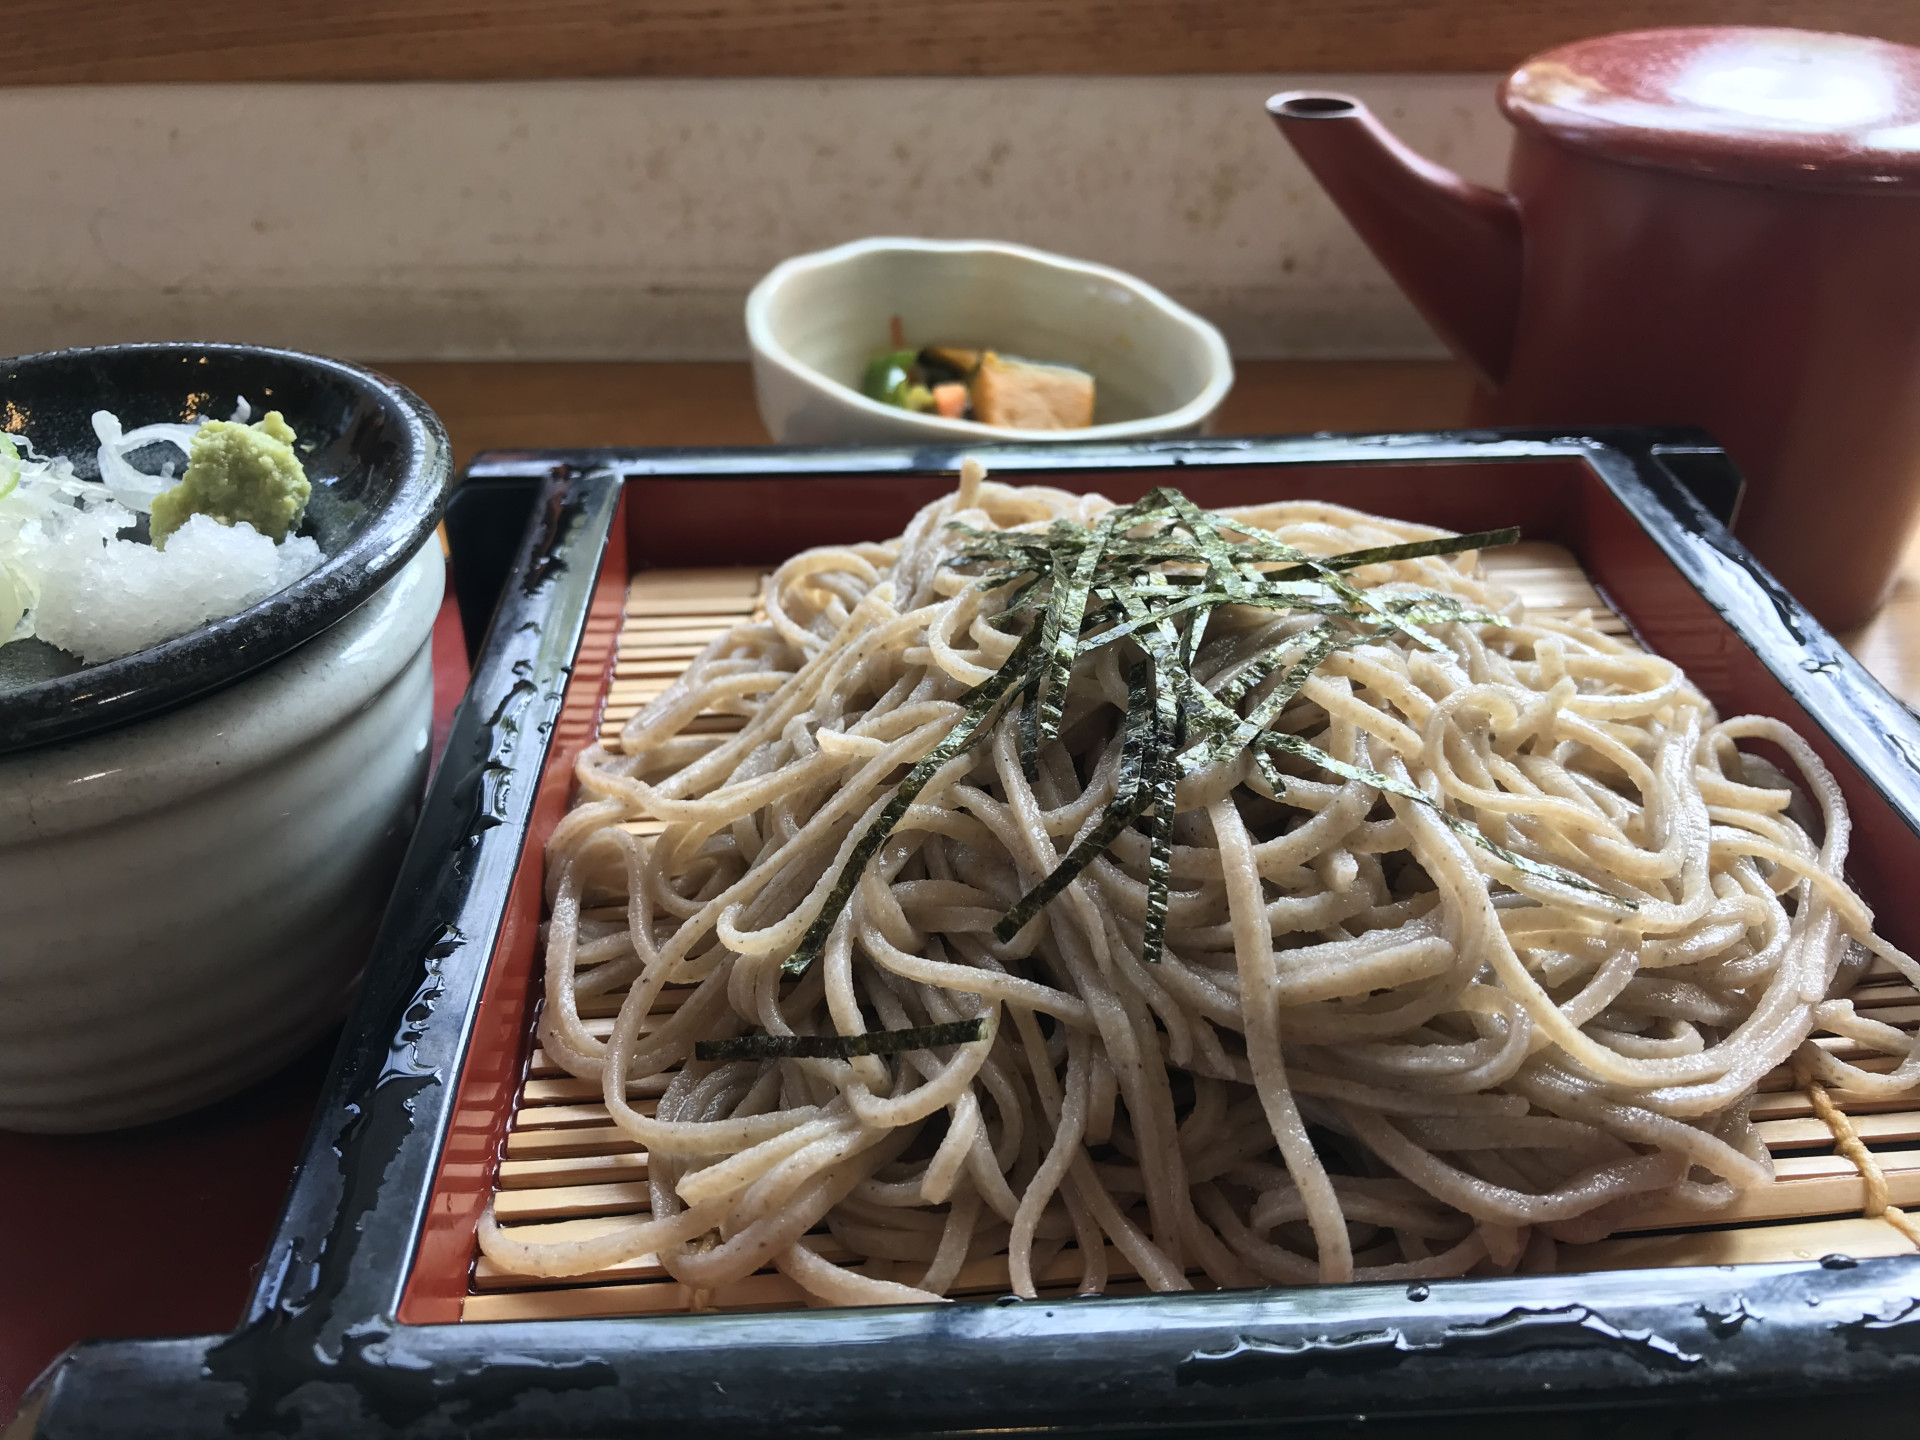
[23,429,1920,1439]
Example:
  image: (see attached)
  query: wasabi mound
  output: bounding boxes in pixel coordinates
[150,411,310,547]
[0,401,323,663]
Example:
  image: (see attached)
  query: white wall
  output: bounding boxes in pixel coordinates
[0,75,1509,362]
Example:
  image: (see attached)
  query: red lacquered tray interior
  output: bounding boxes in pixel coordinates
[400,458,1920,1321]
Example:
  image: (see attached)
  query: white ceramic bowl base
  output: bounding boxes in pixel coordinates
[0,541,444,1133]
[748,238,1234,445]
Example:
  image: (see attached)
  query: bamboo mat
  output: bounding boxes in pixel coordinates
[462,543,1920,1322]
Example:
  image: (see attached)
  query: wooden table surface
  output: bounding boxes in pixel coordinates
[382,358,1920,714]
[20,1,1917,84]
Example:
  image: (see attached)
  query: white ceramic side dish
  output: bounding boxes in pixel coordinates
[0,542,444,1133]
[746,238,1234,445]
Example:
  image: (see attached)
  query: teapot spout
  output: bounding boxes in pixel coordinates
[1269,92,1521,387]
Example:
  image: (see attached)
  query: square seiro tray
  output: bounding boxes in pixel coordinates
[23,431,1920,1437]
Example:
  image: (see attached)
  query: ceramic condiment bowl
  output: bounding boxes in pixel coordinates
[0,344,452,1132]
[746,238,1234,445]
[0,343,451,753]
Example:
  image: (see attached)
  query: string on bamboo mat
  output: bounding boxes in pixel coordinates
[1794,1057,1920,1250]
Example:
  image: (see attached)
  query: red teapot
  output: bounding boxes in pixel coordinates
[1272,27,1920,630]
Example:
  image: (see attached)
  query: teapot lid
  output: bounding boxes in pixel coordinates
[1502,27,1920,190]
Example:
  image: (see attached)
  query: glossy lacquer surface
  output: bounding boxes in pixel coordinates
[1503,27,1920,189]
[1271,27,1920,631]
[27,431,1920,1439]
[1484,127,1920,633]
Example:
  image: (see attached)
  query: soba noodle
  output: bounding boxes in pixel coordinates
[482,463,1920,1301]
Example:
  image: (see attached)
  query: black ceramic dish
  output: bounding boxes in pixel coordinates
[23,431,1920,1437]
[0,343,453,755]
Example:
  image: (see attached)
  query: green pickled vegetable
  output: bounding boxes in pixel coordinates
[861,349,917,408]
[860,348,939,413]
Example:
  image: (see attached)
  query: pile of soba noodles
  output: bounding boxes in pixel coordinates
[482,463,1920,1304]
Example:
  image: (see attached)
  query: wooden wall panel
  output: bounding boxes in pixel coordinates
[6,0,1915,83]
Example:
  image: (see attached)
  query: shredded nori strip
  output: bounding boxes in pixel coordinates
[994,663,1156,942]
[695,1018,987,1061]
[781,622,1043,975]
[1140,652,1180,963]
[775,483,1619,985]
[1017,670,1044,783]
[1036,515,1113,743]
[1263,527,1521,581]
[1257,731,1636,910]
[1215,647,1287,711]
[1207,621,1361,769]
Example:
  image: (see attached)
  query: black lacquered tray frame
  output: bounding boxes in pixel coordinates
[24,429,1920,1439]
